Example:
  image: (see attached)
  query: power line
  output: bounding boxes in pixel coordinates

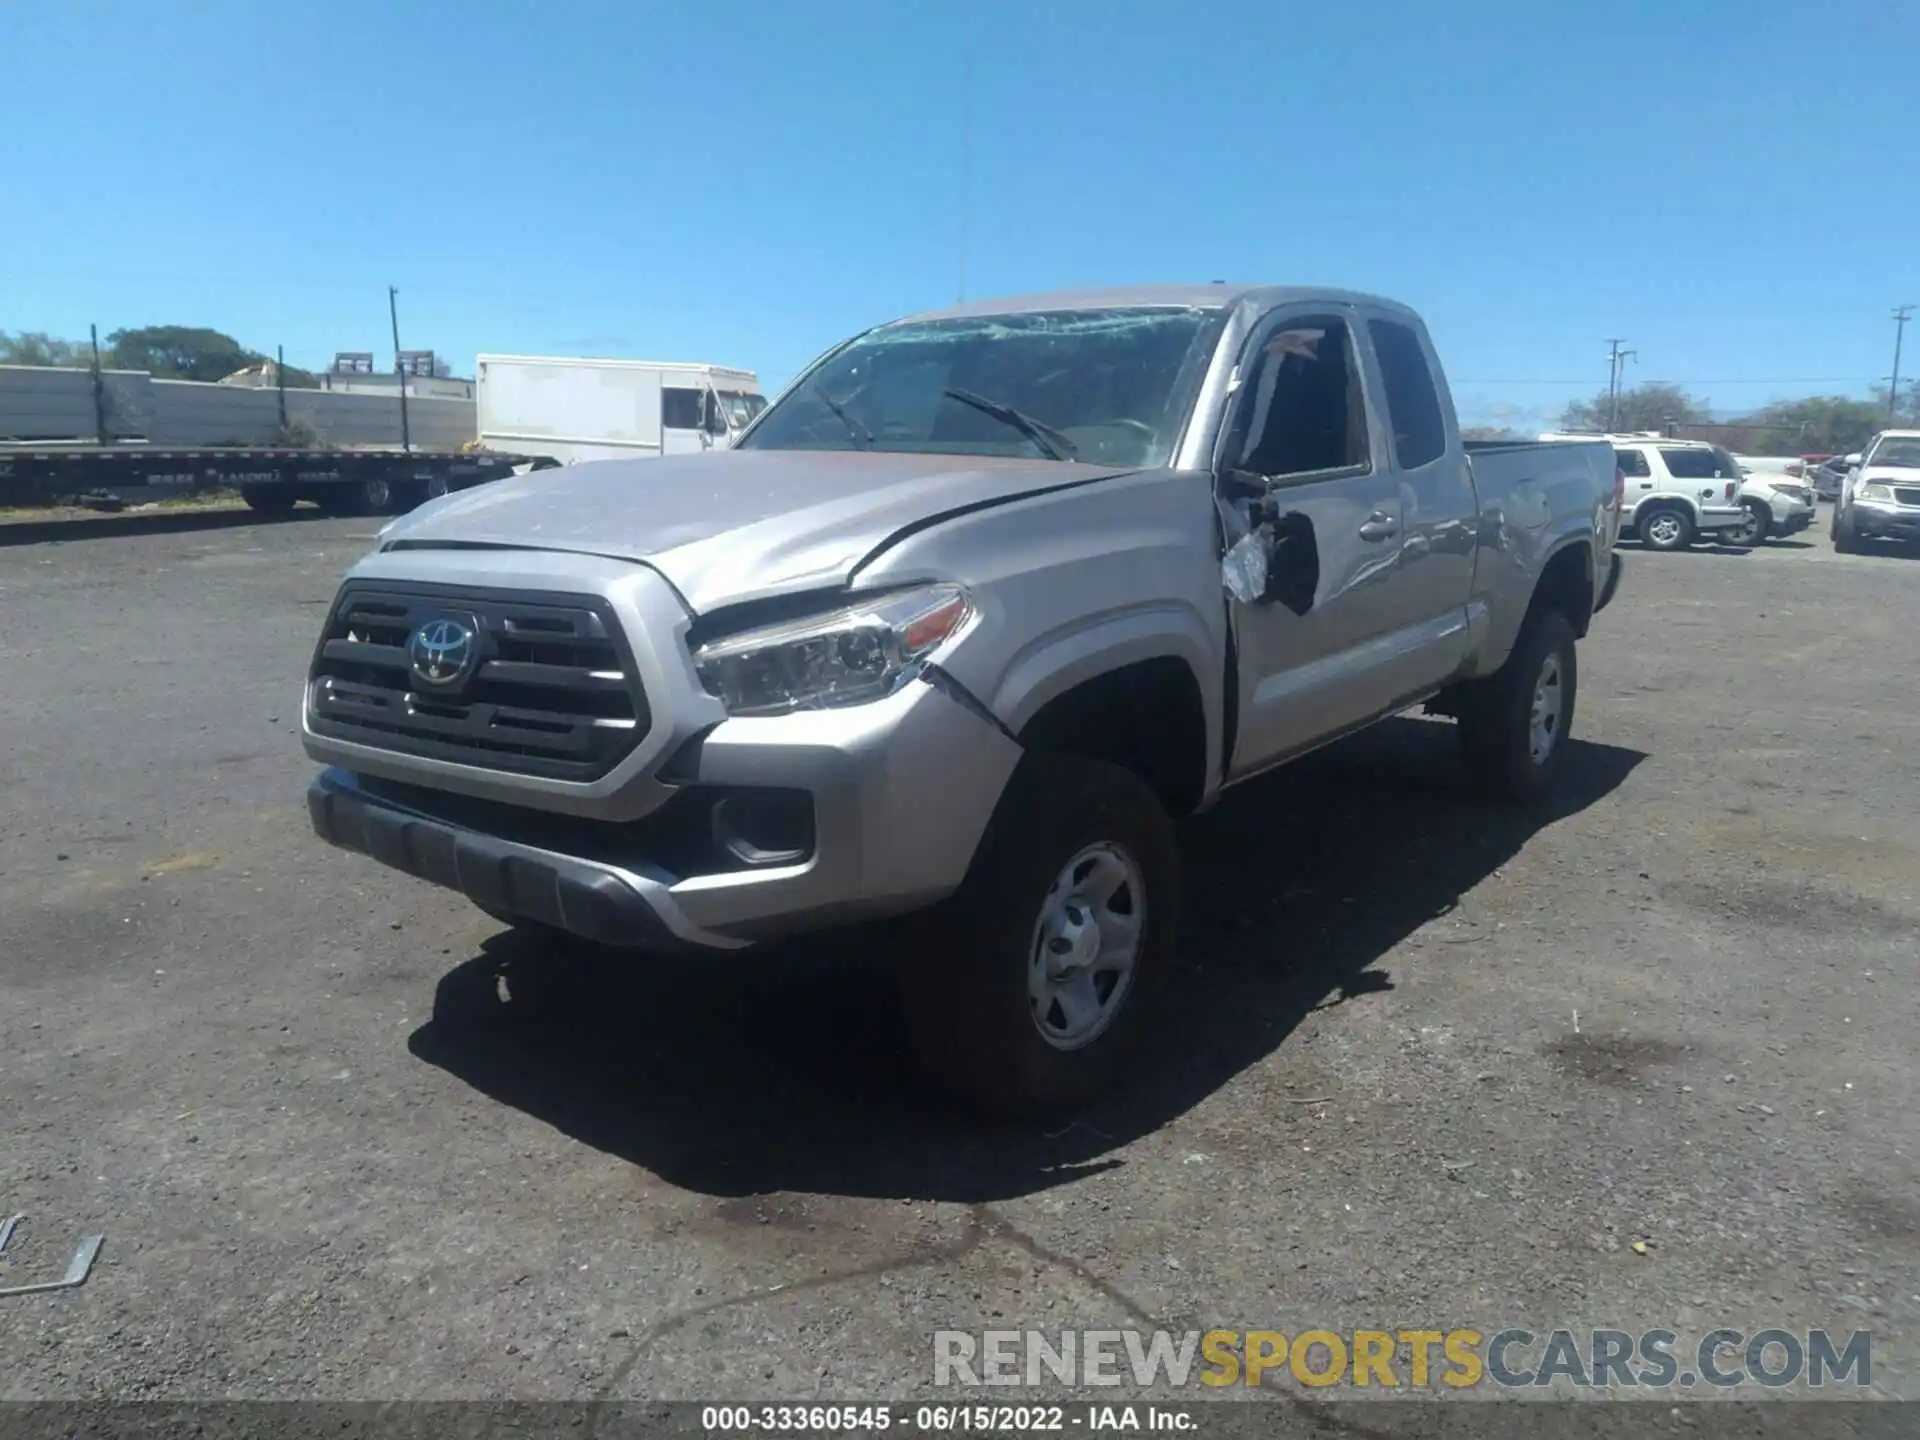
[1452,375,1888,386]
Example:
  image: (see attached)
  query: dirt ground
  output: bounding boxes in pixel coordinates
[1,509,1914,1416]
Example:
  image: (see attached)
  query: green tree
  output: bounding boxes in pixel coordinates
[1560,382,1708,434]
[1738,396,1888,455]
[105,325,263,382]
[0,330,92,367]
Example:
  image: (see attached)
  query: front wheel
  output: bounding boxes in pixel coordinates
[1455,608,1579,804]
[897,754,1178,1114]
[1723,501,1770,548]
[1832,506,1864,554]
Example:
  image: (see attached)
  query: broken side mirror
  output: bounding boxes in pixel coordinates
[1218,472,1318,616]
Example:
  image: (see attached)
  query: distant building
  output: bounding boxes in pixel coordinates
[317,350,474,400]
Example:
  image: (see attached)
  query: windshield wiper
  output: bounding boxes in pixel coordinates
[811,382,872,446]
[942,388,1077,461]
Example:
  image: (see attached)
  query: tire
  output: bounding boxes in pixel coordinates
[1723,501,1769,548]
[897,753,1178,1114]
[318,478,394,516]
[239,484,296,515]
[1638,505,1695,552]
[1456,608,1578,804]
[396,475,452,513]
[1832,506,1863,555]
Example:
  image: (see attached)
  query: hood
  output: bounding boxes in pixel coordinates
[1859,465,1920,487]
[378,449,1137,612]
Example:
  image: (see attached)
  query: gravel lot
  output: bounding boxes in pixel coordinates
[2,509,1916,1411]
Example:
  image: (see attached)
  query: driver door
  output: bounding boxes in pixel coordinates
[1219,308,1409,777]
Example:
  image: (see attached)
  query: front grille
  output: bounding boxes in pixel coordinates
[308,583,650,780]
[1894,487,1920,507]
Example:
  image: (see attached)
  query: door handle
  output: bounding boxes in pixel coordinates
[1358,511,1399,541]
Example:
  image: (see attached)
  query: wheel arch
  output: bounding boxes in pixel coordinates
[1630,494,1699,527]
[1013,646,1214,820]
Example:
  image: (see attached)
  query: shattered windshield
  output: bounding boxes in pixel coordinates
[739,307,1226,468]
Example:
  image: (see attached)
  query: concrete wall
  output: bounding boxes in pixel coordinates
[0,365,477,450]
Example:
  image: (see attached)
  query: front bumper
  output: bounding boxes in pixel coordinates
[310,767,714,949]
[1767,497,1816,532]
[308,673,1025,951]
[1851,501,1920,539]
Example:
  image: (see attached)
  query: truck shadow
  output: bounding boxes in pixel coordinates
[407,717,1644,1203]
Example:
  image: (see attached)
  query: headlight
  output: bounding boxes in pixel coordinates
[1860,482,1894,502]
[691,584,974,716]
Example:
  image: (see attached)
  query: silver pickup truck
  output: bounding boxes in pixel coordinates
[303,285,1623,1109]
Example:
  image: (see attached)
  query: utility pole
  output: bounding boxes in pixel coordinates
[956,22,972,305]
[275,344,288,431]
[389,285,412,454]
[1890,306,1913,423]
[1604,338,1636,432]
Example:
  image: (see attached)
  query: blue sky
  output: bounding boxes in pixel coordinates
[3,0,1915,431]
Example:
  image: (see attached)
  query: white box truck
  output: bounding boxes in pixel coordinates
[474,356,766,467]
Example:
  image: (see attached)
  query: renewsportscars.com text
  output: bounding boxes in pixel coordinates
[933,1328,1872,1390]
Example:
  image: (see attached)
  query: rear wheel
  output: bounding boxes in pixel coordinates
[318,477,395,516]
[396,474,452,512]
[1456,608,1578,804]
[1638,505,1694,552]
[897,754,1178,1114]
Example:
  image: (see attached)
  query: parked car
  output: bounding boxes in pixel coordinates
[303,284,1623,1109]
[1832,430,1920,552]
[1539,433,1749,551]
[1727,457,1817,545]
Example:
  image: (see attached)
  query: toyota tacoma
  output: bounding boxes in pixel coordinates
[303,285,1625,1108]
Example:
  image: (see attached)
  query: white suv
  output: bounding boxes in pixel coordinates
[1540,433,1749,551]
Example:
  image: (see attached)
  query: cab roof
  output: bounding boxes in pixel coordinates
[901,283,1419,325]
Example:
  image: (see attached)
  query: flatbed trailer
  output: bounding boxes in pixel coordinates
[0,445,559,516]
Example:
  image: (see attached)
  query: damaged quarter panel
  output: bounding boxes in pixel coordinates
[853,466,1229,799]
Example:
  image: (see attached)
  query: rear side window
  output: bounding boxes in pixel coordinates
[1615,448,1651,478]
[1659,446,1739,480]
[662,387,704,429]
[1367,319,1447,469]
